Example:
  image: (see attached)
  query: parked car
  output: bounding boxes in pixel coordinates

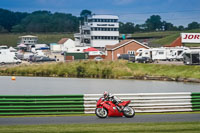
[32,56,56,62]
[94,56,103,61]
[118,54,135,62]
[136,57,152,63]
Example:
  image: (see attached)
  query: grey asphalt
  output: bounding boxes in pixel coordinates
[0,113,200,125]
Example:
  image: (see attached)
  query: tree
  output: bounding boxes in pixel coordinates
[162,21,175,31]
[80,10,92,18]
[0,8,17,32]
[119,22,135,34]
[0,25,8,33]
[11,24,25,33]
[187,21,200,30]
[0,8,28,32]
[79,10,92,24]
[178,25,185,31]
[134,24,141,32]
[13,10,79,33]
[145,15,163,31]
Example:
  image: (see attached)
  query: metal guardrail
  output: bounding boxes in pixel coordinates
[0,93,199,115]
[84,92,200,113]
[0,95,84,115]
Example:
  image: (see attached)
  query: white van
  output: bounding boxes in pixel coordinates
[0,55,21,65]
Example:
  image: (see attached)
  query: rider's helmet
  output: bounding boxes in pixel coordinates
[103,91,109,99]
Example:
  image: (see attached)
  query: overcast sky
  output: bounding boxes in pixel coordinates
[1,0,200,26]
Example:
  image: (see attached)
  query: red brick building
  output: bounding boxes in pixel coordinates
[105,39,149,60]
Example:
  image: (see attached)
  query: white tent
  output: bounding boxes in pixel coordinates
[9,47,17,52]
[17,43,27,48]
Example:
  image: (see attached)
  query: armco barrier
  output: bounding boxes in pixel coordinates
[0,95,84,115]
[191,92,200,111]
[0,93,199,115]
[84,92,200,113]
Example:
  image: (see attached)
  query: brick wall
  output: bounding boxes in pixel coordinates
[106,41,148,60]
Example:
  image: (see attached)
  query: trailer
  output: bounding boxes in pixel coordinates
[136,47,167,61]
[165,47,189,61]
[183,50,200,65]
[136,47,189,62]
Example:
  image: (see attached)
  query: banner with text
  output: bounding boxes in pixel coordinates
[181,33,200,43]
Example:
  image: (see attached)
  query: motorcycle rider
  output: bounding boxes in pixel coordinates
[102,91,124,111]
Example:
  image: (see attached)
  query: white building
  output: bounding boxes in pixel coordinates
[18,35,38,51]
[50,38,75,52]
[74,15,119,48]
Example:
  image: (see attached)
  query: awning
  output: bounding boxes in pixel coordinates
[17,44,27,48]
[84,47,99,52]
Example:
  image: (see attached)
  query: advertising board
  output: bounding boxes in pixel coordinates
[181,33,200,43]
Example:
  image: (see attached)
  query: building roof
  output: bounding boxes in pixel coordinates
[19,35,37,38]
[90,15,119,19]
[57,38,69,44]
[84,47,99,52]
[106,39,150,51]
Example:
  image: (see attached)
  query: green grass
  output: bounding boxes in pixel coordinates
[0,122,200,133]
[151,29,200,46]
[184,43,200,47]
[127,63,200,79]
[1,29,200,47]
[0,33,74,47]
[1,60,200,80]
[132,31,178,38]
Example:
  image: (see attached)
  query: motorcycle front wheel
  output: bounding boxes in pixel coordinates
[95,108,108,118]
[123,106,135,118]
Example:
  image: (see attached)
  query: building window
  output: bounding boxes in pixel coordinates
[91,36,119,40]
[128,51,135,55]
[90,27,119,31]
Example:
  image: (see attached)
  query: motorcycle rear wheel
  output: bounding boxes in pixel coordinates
[123,106,135,118]
[95,108,108,118]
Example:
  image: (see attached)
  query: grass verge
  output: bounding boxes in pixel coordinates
[0,33,73,47]
[0,122,200,133]
[1,60,200,80]
[151,29,200,46]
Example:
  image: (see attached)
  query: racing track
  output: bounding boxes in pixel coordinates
[0,113,200,125]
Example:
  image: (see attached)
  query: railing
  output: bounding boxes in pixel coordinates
[0,95,84,115]
[0,93,199,115]
[84,92,200,113]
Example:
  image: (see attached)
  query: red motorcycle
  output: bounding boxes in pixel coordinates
[95,97,135,118]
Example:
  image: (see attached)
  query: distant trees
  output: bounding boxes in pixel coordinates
[187,21,200,30]
[0,8,199,34]
[120,15,200,33]
[145,15,163,31]
[119,22,135,34]
[0,8,79,33]
[0,8,28,32]
[80,10,92,18]
[11,10,79,33]
[162,21,175,31]
[80,9,92,24]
